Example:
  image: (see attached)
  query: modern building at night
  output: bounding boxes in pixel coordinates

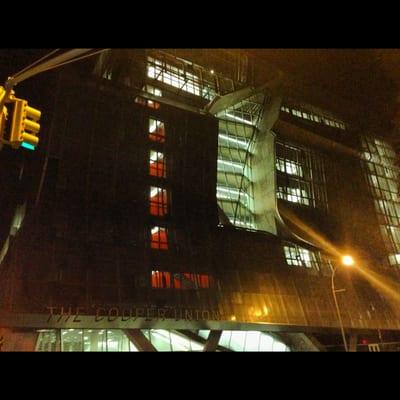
[1,49,400,351]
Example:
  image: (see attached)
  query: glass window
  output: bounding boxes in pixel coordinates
[106,330,131,352]
[83,329,107,352]
[151,271,214,289]
[272,340,289,352]
[283,243,330,271]
[276,141,327,210]
[362,136,400,266]
[150,226,168,250]
[149,150,166,178]
[146,57,205,99]
[170,331,192,351]
[149,330,172,351]
[145,85,162,97]
[36,330,57,352]
[216,96,261,230]
[244,331,261,351]
[282,102,345,130]
[259,333,274,351]
[149,186,168,216]
[149,118,165,143]
[152,270,172,288]
[61,329,84,352]
[229,331,246,351]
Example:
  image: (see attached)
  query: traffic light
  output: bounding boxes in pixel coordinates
[0,104,7,143]
[8,96,41,149]
[0,87,8,144]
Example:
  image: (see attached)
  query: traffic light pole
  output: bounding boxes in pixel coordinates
[0,49,109,150]
[1,49,110,109]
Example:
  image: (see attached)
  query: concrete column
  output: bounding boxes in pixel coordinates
[123,329,157,352]
[253,96,283,234]
[203,330,222,352]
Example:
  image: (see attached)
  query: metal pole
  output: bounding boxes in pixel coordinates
[330,265,348,352]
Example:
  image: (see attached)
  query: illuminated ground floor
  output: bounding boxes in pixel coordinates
[35,329,291,352]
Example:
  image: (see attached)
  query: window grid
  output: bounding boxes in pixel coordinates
[149,150,166,178]
[216,94,265,230]
[280,104,346,130]
[151,271,214,289]
[276,141,328,210]
[149,118,165,143]
[134,85,162,109]
[283,243,332,273]
[362,136,400,266]
[150,226,168,250]
[147,56,217,101]
[149,186,168,217]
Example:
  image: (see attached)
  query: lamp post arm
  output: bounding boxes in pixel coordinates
[330,264,348,352]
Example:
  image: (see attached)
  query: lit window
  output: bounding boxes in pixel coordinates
[276,158,303,177]
[145,85,161,109]
[149,118,165,143]
[283,103,345,130]
[149,150,166,178]
[103,71,112,80]
[151,271,214,289]
[389,254,400,265]
[276,141,327,210]
[284,244,320,270]
[145,85,162,97]
[150,226,168,250]
[147,57,203,98]
[150,186,168,216]
[152,271,172,288]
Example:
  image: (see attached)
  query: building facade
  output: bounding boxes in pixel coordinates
[1,49,400,351]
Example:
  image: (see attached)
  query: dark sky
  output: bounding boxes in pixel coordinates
[2,48,399,137]
[250,49,400,132]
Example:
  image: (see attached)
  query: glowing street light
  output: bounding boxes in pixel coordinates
[342,255,355,267]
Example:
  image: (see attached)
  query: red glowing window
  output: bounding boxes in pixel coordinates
[150,186,168,216]
[134,97,160,109]
[149,150,166,178]
[152,271,172,288]
[147,100,160,110]
[179,273,213,289]
[149,118,165,143]
[151,271,214,289]
[150,226,168,250]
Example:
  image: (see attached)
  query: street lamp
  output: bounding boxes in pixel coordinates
[329,255,355,352]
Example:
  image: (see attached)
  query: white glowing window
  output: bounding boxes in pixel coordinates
[150,226,168,250]
[276,159,303,177]
[145,85,162,97]
[149,118,165,143]
[216,186,250,207]
[283,104,345,130]
[149,150,166,178]
[389,254,400,265]
[147,58,202,97]
[218,133,249,149]
[284,244,317,269]
[103,71,112,80]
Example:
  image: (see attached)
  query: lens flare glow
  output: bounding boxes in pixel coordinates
[342,255,355,267]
